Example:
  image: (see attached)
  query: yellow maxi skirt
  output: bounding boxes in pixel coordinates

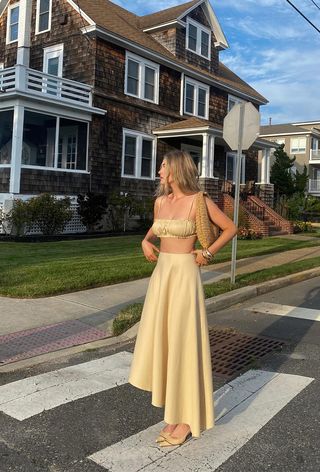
[128,252,214,438]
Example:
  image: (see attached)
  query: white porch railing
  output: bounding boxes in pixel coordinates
[310,150,320,161]
[0,65,92,106]
[309,179,320,193]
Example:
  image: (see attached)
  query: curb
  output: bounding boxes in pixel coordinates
[1,267,320,373]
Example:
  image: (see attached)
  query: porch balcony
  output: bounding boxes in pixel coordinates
[0,65,92,108]
[309,179,320,194]
[309,149,320,163]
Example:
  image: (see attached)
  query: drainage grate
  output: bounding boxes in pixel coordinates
[209,326,284,379]
[0,320,107,365]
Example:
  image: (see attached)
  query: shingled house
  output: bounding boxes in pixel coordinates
[0,0,288,234]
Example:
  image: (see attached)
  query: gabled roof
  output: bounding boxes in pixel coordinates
[69,1,266,104]
[139,0,199,29]
[260,124,311,136]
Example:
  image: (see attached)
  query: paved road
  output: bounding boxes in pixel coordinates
[0,278,320,471]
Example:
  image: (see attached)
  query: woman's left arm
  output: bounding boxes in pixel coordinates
[192,196,237,266]
[205,196,237,256]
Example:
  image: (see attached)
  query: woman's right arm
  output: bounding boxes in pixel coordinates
[141,198,161,262]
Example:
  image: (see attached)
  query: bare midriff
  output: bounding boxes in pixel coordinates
[159,235,197,254]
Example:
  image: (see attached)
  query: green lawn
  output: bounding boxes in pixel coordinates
[0,235,319,298]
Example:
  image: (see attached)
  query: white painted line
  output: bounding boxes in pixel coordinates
[88,370,313,472]
[0,351,132,420]
[248,302,320,321]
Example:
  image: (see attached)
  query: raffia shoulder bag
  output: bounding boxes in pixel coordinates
[195,191,219,249]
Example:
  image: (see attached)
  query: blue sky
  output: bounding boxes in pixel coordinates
[113,0,320,125]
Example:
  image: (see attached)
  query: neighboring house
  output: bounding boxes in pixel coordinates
[260,122,320,198]
[0,0,281,233]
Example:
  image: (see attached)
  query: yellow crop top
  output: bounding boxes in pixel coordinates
[152,218,196,239]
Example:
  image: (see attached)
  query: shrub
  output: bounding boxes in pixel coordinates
[293,221,316,233]
[237,227,262,240]
[77,193,107,232]
[28,193,72,235]
[5,199,33,236]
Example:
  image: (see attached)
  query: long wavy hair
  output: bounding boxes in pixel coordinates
[155,150,201,197]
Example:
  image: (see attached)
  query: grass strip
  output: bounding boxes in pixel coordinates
[0,236,319,297]
[112,256,320,336]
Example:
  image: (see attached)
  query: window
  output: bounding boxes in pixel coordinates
[22,111,88,171]
[184,77,209,119]
[274,139,285,146]
[6,3,19,44]
[228,94,244,112]
[186,18,211,59]
[122,129,155,179]
[43,44,63,76]
[0,110,14,165]
[226,152,245,184]
[290,137,306,154]
[125,52,159,104]
[312,137,318,151]
[0,63,4,70]
[36,0,52,34]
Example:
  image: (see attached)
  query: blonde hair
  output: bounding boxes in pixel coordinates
[155,150,201,197]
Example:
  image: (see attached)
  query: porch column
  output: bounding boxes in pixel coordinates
[201,133,215,178]
[9,104,24,194]
[17,0,32,66]
[209,135,215,177]
[261,148,270,184]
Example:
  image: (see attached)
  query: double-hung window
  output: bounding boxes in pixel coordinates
[228,94,244,112]
[290,137,306,154]
[184,77,209,119]
[122,129,155,180]
[6,3,20,44]
[186,18,211,59]
[125,52,159,104]
[36,0,52,34]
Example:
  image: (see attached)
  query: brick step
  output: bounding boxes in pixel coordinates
[269,230,289,236]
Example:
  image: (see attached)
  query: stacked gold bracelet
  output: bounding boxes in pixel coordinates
[201,248,214,261]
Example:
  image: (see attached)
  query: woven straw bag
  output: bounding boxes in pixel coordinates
[195,191,219,249]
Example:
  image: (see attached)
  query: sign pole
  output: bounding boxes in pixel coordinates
[230,102,245,284]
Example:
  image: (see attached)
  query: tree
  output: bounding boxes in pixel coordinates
[270,144,296,199]
[77,193,107,232]
[293,164,308,195]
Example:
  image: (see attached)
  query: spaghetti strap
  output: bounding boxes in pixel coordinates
[186,194,197,220]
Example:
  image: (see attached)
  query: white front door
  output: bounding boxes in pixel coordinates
[226,152,245,184]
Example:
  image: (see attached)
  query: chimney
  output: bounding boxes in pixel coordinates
[269,117,272,126]
[17,0,32,66]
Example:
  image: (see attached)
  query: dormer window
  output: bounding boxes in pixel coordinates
[36,0,52,34]
[6,3,20,44]
[186,18,211,59]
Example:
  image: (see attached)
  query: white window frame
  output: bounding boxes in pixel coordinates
[290,137,306,154]
[21,109,89,173]
[36,0,52,35]
[226,152,245,184]
[228,94,244,112]
[6,2,20,45]
[186,18,211,59]
[275,139,285,146]
[122,129,156,180]
[125,52,159,104]
[43,43,64,76]
[0,63,4,69]
[184,76,209,119]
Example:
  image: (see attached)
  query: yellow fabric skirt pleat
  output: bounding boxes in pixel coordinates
[128,252,214,438]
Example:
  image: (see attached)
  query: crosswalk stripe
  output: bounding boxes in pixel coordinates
[0,351,132,421]
[248,302,320,321]
[88,370,313,472]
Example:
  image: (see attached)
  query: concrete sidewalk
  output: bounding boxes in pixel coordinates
[1,243,320,337]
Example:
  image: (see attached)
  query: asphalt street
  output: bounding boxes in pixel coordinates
[0,277,319,472]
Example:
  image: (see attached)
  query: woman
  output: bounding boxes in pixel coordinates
[128,150,237,446]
